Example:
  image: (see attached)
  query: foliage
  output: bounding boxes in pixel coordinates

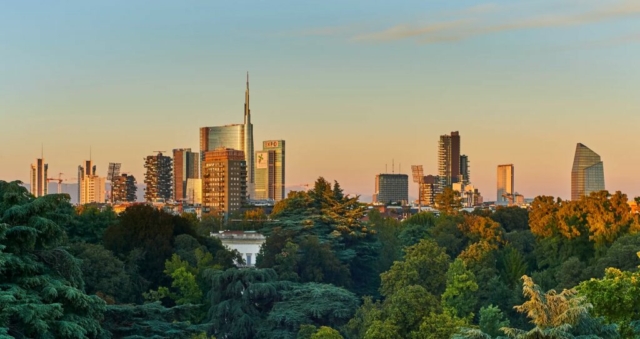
[311,326,344,339]
[0,181,106,338]
[478,305,510,338]
[502,275,618,339]
[66,205,117,244]
[102,302,207,339]
[491,206,529,232]
[103,204,198,289]
[71,242,136,303]
[379,239,450,297]
[442,258,479,318]
[579,263,640,337]
[265,282,359,338]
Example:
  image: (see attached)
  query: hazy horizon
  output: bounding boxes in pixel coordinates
[2,0,640,201]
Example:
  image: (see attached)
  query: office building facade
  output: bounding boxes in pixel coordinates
[438,131,461,188]
[202,147,247,215]
[497,164,515,203]
[30,158,48,197]
[571,143,605,201]
[373,174,409,204]
[144,152,173,202]
[186,178,202,205]
[78,160,106,204]
[255,140,286,201]
[173,148,199,202]
[200,74,254,197]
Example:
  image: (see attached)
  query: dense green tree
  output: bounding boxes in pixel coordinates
[579,264,640,337]
[266,283,358,338]
[311,326,344,339]
[363,321,402,339]
[382,285,440,337]
[497,246,528,289]
[428,214,466,258]
[71,242,135,303]
[502,276,618,339]
[413,311,467,339]
[207,268,286,339]
[65,205,117,244]
[380,239,450,297]
[0,181,106,338]
[491,206,529,232]
[103,204,198,288]
[343,297,383,339]
[442,259,479,318]
[102,302,207,339]
[478,305,509,338]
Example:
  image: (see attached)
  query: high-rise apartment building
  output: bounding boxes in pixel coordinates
[497,164,515,203]
[571,143,605,201]
[202,147,247,215]
[373,174,409,205]
[173,148,199,202]
[78,160,106,204]
[438,131,461,188]
[200,74,254,197]
[255,140,286,201]
[30,158,48,197]
[112,174,137,203]
[144,152,173,202]
[418,175,440,206]
[460,155,470,185]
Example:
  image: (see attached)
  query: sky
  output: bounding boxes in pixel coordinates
[1,0,639,201]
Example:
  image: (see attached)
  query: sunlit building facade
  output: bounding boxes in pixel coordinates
[30,158,48,197]
[78,160,106,204]
[571,143,605,201]
[202,148,247,215]
[255,140,286,201]
[173,148,199,202]
[497,164,514,203]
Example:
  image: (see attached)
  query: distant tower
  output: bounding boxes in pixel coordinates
[173,148,199,202]
[144,152,173,202]
[78,160,106,204]
[460,155,470,185]
[199,73,255,198]
[255,140,286,201]
[244,72,255,198]
[30,157,48,197]
[438,131,461,189]
[497,164,514,203]
[571,143,604,201]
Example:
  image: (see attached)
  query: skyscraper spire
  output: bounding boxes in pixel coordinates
[244,71,250,123]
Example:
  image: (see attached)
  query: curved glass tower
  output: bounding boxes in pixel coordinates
[571,143,604,201]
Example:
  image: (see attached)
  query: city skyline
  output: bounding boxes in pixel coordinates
[2,1,640,201]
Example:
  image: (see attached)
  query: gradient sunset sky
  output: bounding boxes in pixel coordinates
[1,0,639,201]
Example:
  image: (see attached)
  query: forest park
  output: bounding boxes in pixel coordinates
[1,178,640,339]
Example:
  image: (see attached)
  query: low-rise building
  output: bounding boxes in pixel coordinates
[210,230,266,267]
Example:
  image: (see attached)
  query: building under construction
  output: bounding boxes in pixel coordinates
[202,147,247,215]
[418,175,440,206]
[144,152,173,202]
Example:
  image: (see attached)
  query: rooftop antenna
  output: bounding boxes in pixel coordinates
[392,159,395,174]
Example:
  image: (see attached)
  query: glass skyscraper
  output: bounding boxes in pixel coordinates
[255,140,285,201]
[199,74,254,197]
[571,143,605,201]
[497,164,514,203]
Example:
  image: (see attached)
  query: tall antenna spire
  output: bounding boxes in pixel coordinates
[247,71,249,90]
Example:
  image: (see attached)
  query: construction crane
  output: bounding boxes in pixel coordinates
[46,173,65,194]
